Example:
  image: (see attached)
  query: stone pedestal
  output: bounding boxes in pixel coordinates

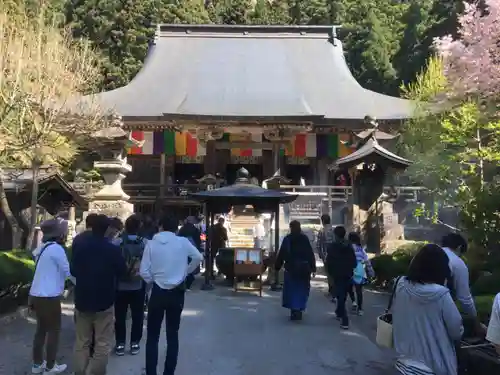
[86,127,136,221]
[88,160,134,220]
[88,200,134,222]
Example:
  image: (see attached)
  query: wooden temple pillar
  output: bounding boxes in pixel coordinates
[272,142,287,176]
[204,140,217,175]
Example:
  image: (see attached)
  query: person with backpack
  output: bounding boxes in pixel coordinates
[325,226,357,329]
[347,232,375,316]
[275,220,316,321]
[112,214,148,356]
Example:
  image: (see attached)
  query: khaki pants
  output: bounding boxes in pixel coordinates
[74,306,114,375]
[32,296,62,369]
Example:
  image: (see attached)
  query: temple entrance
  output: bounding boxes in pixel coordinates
[286,164,313,185]
[174,163,204,184]
[226,164,263,185]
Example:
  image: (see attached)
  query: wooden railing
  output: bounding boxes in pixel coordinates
[69,181,426,203]
[123,183,205,201]
[279,185,426,203]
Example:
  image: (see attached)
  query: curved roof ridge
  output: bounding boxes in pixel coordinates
[81,25,414,121]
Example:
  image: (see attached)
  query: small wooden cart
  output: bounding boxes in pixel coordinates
[233,248,264,296]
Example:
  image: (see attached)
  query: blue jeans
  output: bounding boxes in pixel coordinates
[334,278,351,327]
[145,284,185,375]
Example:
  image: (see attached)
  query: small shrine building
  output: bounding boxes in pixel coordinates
[84,24,414,213]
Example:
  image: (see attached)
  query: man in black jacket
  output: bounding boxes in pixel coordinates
[325,226,356,330]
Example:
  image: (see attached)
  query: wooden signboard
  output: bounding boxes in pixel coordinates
[233,248,264,296]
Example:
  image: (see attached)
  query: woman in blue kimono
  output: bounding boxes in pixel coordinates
[275,220,316,321]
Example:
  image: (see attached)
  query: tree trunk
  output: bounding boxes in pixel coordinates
[477,129,484,190]
[26,161,40,251]
[0,170,22,249]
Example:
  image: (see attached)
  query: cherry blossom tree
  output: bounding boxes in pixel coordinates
[434,0,500,103]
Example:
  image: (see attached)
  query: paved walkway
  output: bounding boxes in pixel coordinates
[0,275,396,375]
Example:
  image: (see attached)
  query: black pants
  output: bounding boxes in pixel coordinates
[348,283,363,310]
[115,288,146,345]
[334,278,351,327]
[146,283,185,375]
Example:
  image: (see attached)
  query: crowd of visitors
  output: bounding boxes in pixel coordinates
[28,212,203,375]
[26,209,500,375]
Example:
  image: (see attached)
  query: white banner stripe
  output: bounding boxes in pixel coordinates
[305,133,317,157]
[197,141,207,156]
[142,132,154,155]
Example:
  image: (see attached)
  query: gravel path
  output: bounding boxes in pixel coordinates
[0,274,397,375]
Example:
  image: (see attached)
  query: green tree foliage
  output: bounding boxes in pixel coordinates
[342,1,403,94]
[65,0,211,90]
[394,0,435,85]
[250,0,290,24]
[401,55,500,249]
[210,0,254,24]
[288,0,329,24]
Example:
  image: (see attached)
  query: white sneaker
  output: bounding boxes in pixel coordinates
[43,363,67,373]
[32,361,46,374]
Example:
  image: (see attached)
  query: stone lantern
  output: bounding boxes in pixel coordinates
[87,127,142,221]
[330,116,412,253]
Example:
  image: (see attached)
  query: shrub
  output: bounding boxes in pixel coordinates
[372,254,404,287]
[0,250,34,314]
[471,273,500,296]
[0,247,72,314]
[475,295,495,324]
[371,242,425,287]
[392,241,426,258]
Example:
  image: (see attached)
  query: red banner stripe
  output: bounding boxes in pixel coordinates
[130,130,144,154]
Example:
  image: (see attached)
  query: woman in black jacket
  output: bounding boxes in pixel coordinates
[275,220,316,321]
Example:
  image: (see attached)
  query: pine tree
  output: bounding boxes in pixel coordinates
[359,9,398,92]
[158,0,212,24]
[288,0,330,24]
[342,1,400,94]
[65,0,211,90]
[210,0,253,24]
[394,0,435,85]
[250,0,290,24]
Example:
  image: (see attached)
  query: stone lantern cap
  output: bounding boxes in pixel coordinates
[263,169,290,186]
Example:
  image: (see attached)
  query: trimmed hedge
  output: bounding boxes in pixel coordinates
[0,250,35,314]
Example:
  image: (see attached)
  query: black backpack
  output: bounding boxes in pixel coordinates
[120,235,145,282]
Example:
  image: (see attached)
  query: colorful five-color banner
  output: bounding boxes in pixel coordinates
[129,131,355,158]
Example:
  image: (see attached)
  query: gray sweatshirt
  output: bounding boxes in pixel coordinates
[393,278,463,375]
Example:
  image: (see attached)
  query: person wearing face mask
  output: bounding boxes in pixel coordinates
[29,218,71,374]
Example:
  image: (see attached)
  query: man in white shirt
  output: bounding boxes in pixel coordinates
[140,214,202,375]
[487,293,500,355]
